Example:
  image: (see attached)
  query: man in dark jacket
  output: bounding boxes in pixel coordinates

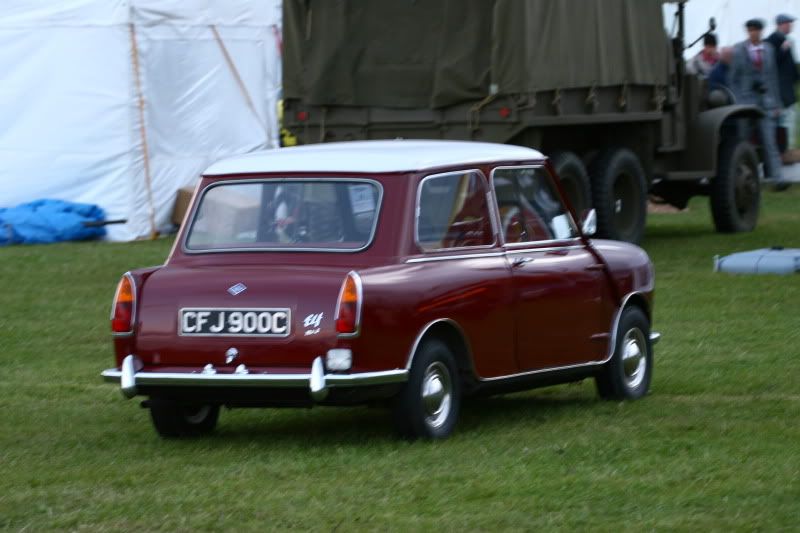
[766,14,799,157]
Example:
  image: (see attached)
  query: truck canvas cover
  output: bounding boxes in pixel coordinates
[284,0,670,109]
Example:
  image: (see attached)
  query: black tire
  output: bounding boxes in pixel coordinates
[710,140,760,233]
[149,398,220,438]
[589,148,648,244]
[392,338,461,440]
[595,307,653,401]
[550,151,593,219]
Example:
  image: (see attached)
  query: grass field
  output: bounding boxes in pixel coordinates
[1,189,799,531]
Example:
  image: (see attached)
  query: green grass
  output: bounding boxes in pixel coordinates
[1,190,799,531]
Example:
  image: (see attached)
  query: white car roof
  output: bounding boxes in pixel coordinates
[204,140,545,176]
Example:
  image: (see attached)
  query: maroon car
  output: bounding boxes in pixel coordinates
[103,140,659,440]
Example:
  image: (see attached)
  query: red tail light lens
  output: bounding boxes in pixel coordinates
[111,274,135,334]
[335,272,361,336]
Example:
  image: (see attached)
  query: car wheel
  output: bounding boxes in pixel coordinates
[595,307,652,401]
[550,151,592,218]
[149,398,220,438]
[393,338,461,440]
[710,139,760,233]
[589,148,647,244]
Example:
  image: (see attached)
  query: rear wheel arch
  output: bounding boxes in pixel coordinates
[406,319,476,384]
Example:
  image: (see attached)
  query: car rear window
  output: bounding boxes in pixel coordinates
[185,179,381,252]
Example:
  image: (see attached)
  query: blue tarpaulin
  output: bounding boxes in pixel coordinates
[0,199,106,245]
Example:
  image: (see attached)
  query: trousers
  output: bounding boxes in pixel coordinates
[740,114,783,180]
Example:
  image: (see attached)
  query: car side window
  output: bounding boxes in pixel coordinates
[492,167,578,243]
[416,171,494,251]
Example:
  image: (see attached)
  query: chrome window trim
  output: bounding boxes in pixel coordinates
[110,271,136,338]
[489,165,580,245]
[181,177,384,254]
[504,243,585,255]
[177,307,292,338]
[405,251,506,264]
[414,169,499,253]
[334,271,364,339]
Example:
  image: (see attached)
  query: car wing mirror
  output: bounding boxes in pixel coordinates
[581,208,597,237]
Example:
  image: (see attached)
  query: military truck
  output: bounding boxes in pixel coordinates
[282,0,764,243]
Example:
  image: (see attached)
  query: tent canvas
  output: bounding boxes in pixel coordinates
[0,0,282,241]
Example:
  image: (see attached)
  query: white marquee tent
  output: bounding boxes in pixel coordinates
[0,0,281,241]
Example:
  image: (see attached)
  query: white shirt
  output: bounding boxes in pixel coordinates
[747,42,765,65]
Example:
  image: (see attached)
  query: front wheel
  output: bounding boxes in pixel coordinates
[710,140,760,233]
[149,398,220,438]
[392,339,461,440]
[595,307,653,401]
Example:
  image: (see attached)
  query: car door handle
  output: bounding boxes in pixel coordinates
[511,256,534,267]
[584,263,605,271]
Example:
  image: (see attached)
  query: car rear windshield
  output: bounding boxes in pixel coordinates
[185,179,382,252]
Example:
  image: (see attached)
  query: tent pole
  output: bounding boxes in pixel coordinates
[128,23,158,240]
[210,25,274,147]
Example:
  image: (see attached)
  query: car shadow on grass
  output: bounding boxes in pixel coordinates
[200,387,601,446]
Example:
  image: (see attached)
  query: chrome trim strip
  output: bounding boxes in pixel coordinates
[177,307,292,338]
[478,358,608,382]
[181,177,384,254]
[101,366,408,390]
[405,252,505,264]
[414,169,498,253]
[504,244,584,255]
[335,271,363,339]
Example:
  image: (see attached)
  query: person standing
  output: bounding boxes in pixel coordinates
[687,33,720,78]
[730,19,789,190]
[766,14,799,159]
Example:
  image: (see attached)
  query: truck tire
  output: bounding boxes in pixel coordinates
[589,148,647,244]
[710,140,760,233]
[550,151,592,218]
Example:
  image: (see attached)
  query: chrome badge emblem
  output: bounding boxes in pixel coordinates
[227,282,247,296]
[225,347,239,364]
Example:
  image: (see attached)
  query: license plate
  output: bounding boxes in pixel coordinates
[179,308,291,337]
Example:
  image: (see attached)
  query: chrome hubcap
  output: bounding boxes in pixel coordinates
[621,327,647,389]
[421,362,452,429]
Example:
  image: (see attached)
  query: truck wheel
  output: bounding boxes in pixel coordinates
[550,151,592,218]
[392,338,461,440]
[589,148,647,244]
[710,140,760,233]
[595,307,653,401]
[149,398,220,438]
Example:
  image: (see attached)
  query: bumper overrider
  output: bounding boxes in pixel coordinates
[102,355,409,402]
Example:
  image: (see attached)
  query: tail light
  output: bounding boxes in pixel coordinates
[335,271,362,336]
[110,273,136,335]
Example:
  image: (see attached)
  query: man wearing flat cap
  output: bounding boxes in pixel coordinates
[766,14,799,162]
[730,19,788,189]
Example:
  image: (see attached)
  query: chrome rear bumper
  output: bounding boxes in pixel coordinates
[102,355,408,401]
